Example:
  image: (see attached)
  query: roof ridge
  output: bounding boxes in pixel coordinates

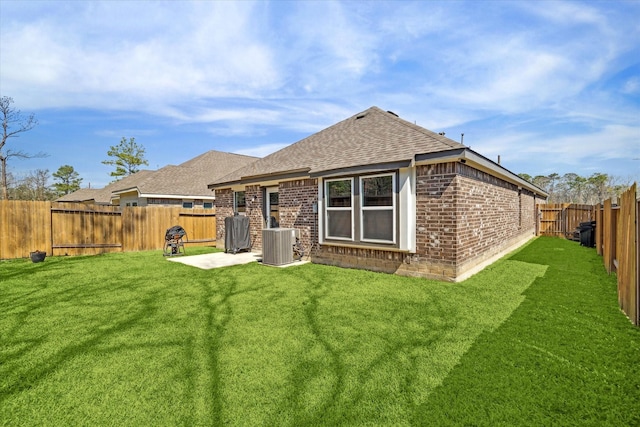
[369,106,465,149]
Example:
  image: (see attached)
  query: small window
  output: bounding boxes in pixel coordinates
[182,202,193,209]
[203,202,213,209]
[325,178,353,240]
[234,191,246,213]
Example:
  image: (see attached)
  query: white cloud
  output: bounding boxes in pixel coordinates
[1,0,638,180]
[622,77,640,95]
[1,1,279,110]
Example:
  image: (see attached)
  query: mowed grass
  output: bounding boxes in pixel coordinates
[1,238,638,426]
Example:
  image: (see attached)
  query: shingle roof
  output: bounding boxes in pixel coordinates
[56,170,155,204]
[210,106,466,187]
[111,150,258,197]
[57,150,259,203]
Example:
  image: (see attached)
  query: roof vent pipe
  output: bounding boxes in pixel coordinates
[461,133,464,144]
[498,155,501,165]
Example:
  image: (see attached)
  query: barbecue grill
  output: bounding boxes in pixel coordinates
[163,225,187,256]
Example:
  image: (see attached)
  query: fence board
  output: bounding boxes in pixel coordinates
[595,203,603,255]
[50,203,122,256]
[537,203,594,239]
[0,201,216,260]
[616,184,637,325]
[0,201,50,259]
[179,209,217,246]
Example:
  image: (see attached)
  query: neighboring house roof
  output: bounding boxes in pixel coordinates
[110,150,258,198]
[57,150,260,204]
[56,170,155,204]
[209,106,547,197]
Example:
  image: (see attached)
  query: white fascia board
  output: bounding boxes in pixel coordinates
[110,186,142,195]
[138,193,215,200]
[460,150,548,197]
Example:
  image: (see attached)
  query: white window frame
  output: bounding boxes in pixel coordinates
[325,177,354,241]
[234,191,246,214]
[265,187,279,228]
[360,173,396,244]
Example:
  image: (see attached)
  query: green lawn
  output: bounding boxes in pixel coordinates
[1,238,639,426]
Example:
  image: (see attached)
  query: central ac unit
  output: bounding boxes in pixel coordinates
[262,228,297,266]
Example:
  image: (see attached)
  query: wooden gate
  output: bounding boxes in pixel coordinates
[537,204,594,239]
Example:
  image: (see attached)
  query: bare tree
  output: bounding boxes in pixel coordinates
[0,96,46,199]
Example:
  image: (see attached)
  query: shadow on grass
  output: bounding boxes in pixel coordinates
[5,238,630,425]
[1,290,160,402]
[261,257,547,426]
[415,237,640,425]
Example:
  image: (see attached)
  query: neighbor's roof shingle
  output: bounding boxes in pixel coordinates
[56,170,155,204]
[111,150,258,197]
[58,150,259,203]
[210,106,465,187]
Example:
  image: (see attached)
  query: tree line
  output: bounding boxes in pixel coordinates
[518,172,632,205]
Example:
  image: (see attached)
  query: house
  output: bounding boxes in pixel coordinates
[58,150,258,208]
[109,150,259,208]
[56,170,155,205]
[209,107,548,282]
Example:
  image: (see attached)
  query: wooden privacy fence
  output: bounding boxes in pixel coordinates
[538,194,639,326]
[0,201,216,259]
[537,203,595,238]
[596,183,638,326]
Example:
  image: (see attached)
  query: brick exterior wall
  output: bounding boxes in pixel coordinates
[278,179,318,254]
[214,189,234,247]
[215,162,540,281]
[314,162,538,281]
[215,181,317,253]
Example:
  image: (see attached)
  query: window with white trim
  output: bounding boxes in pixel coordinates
[361,173,395,243]
[324,173,397,245]
[325,178,354,240]
[234,191,246,214]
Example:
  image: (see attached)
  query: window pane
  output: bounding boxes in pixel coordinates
[235,191,246,213]
[328,180,351,207]
[363,175,393,206]
[327,211,352,239]
[362,210,393,241]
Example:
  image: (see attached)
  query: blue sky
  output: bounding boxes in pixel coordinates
[1,0,638,188]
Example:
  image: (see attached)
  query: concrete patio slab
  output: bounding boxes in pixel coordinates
[166,251,309,270]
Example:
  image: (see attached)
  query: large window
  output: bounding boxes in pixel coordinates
[361,174,395,243]
[325,178,353,240]
[324,173,396,244]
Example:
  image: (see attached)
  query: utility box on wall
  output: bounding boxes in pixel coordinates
[262,228,297,266]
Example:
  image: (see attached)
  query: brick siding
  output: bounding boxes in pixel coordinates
[215,162,539,281]
[278,179,318,254]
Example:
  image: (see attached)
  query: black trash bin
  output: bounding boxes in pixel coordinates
[578,221,596,248]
